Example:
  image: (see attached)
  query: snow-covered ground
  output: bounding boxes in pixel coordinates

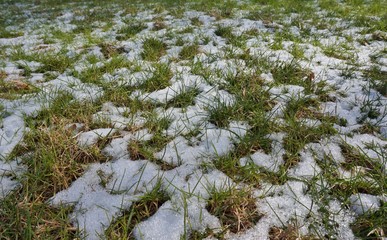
[0,1,386,239]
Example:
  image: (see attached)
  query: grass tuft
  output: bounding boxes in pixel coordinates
[141,38,167,61]
[116,22,147,41]
[206,186,261,233]
[179,44,199,60]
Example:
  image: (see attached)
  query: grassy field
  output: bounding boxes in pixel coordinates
[0,0,386,239]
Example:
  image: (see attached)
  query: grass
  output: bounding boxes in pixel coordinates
[0,28,23,38]
[190,17,202,26]
[364,65,387,97]
[208,103,235,128]
[206,186,261,234]
[166,88,200,108]
[10,48,74,74]
[0,78,40,100]
[99,42,126,59]
[0,101,106,238]
[179,44,200,60]
[323,43,355,61]
[74,55,134,85]
[1,0,387,238]
[214,25,246,47]
[138,63,172,91]
[351,202,387,239]
[270,61,314,93]
[105,181,169,239]
[116,22,147,41]
[269,224,318,240]
[141,38,167,61]
[0,192,80,239]
[213,154,261,187]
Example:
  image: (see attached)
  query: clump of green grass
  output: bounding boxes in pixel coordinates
[105,181,169,238]
[270,61,314,93]
[178,26,194,34]
[351,202,386,239]
[213,154,261,187]
[2,109,111,237]
[18,118,108,195]
[269,224,319,240]
[290,44,305,59]
[0,192,80,239]
[212,70,275,155]
[364,65,387,97]
[207,103,235,128]
[340,143,385,181]
[127,139,174,170]
[270,36,283,50]
[45,30,76,45]
[141,38,167,61]
[313,141,385,204]
[214,25,233,38]
[207,1,238,20]
[179,44,199,60]
[0,78,40,100]
[27,93,98,127]
[175,37,185,46]
[75,55,133,85]
[280,96,337,168]
[10,48,74,73]
[0,27,23,38]
[167,88,200,108]
[283,117,336,159]
[356,122,380,135]
[206,186,261,233]
[116,22,147,41]
[100,87,134,108]
[125,111,174,169]
[139,63,171,91]
[190,17,202,26]
[323,44,354,61]
[214,25,245,47]
[69,6,116,33]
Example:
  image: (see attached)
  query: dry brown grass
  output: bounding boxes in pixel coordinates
[206,187,261,233]
[153,17,166,30]
[269,225,318,240]
[99,42,125,59]
[15,117,110,200]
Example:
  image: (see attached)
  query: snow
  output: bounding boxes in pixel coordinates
[0,158,26,199]
[102,68,153,87]
[156,122,248,167]
[42,75,103,102]
[102,129,153,160]
[93,102,146,130]
[77,128,117,147]
[0,115,25,159]
[240,133,286,173]
[136,73,203,104]
[349,193,382,216]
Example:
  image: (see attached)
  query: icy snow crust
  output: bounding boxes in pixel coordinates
[0,3,386,240]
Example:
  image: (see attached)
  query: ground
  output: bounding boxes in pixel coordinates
[0,0,386,239]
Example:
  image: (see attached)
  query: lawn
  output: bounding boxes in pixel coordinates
[0,0,386,239]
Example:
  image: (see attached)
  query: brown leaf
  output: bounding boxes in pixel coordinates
[10,80,30,90]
